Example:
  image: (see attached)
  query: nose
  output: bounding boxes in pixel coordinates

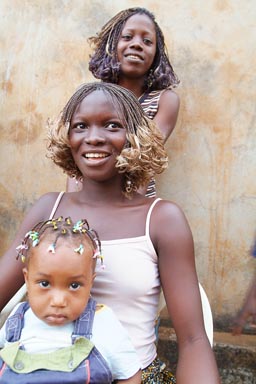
[129,37,143,50]
[84,126,106,146]
[50,289,67,308]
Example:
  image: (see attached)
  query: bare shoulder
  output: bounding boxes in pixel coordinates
[150,199,193,245]
[19,192,65,227]
[31,192,63,216]
[160,89,180,110]
[152,199,187,223]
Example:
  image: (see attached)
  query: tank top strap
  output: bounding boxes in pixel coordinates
[49,191,65,219]
[145,197,162,236]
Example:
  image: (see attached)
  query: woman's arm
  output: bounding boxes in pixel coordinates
[0,193,59,311]
[152,201,220,384]
[153,89,180,143]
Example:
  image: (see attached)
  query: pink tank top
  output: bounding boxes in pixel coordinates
[91,198,161,369]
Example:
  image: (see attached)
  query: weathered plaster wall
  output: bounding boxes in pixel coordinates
[0,0,255,324]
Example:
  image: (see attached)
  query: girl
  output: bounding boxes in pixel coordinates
[0,82,220,383]
[0,217,141,383]
[67,7,180,196]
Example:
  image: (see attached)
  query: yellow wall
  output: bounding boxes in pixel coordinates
[0,0,255,324]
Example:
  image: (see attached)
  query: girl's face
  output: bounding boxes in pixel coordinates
[117,14,157,79]
[23,240,95,326]
[69,90,127,183]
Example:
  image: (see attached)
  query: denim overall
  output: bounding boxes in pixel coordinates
[0,298,112,383]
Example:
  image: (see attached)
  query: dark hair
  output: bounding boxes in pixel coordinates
[88,7,179,91]
[16,216,102,264]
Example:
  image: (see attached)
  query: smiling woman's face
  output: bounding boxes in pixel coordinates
[69,90,127,182]
[117,13,157,79]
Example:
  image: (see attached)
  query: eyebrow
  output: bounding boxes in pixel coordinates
[33,272,87,280]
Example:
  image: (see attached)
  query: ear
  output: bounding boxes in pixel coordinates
[23,267,28,285]
[92,272,97,284]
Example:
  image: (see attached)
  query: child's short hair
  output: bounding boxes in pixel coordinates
[47,82,168,197]
[88,7,179,91]
[16,216,103,266]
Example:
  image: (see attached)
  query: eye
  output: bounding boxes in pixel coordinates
[72,122,87,131]
[39,280,50,288]
[106,122,124,131]
[143,38,153,45]
[121,34,132,41]
[70,282,81,291]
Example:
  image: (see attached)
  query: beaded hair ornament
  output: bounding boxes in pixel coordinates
[16,216,104,268]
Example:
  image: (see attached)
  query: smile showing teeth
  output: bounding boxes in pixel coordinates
[85,153,108,158]
[126,55,142,61]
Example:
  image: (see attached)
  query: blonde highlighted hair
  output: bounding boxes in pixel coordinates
[47,82,168,197]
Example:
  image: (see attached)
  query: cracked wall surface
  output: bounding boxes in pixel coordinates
[0,0,255,322]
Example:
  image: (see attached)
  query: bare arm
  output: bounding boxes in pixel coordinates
[153,89,180,143]
[116,370,141,383]
[0,193,60,311]
[152,201,220,384]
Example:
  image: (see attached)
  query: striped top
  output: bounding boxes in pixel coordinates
[139,90,164,198]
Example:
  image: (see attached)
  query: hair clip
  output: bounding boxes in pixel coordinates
[26,231,39,247]
[98,255,106,270]
[16,243,28,262]
[73,220,85,233]
[47,243,56,253]
[74,244,84,255]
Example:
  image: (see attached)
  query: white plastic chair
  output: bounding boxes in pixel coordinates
[157,283,213,347]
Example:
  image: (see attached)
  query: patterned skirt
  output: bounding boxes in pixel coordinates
[141,357,176,383]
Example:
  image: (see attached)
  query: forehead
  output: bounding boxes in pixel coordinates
[73,90,125,120]
[122,13,156,35]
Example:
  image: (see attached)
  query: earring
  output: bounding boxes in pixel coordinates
[73,175,83,191]
[125,179,132,194]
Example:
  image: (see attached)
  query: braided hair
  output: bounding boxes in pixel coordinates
[16,216,102,265]
[88,7,179,91]
[47,82,168,197]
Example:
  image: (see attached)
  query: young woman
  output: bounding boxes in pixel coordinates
[67,7,180,196]
[0,82,220,383]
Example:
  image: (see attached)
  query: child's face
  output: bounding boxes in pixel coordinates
[23,240,96,326]
[69,90,127,182]
[117,14,157,79]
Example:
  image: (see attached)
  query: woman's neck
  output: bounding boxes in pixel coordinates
[78,178,127,205]
[118,78,145,99]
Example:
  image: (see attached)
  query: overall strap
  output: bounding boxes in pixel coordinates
[145,197,162,236]
[49,191,65,219]
[71,298,97,343]
[5,302,30,342]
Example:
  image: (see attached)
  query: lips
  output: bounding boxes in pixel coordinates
[84,153,109,159]
[124,53,144,61]
[46,314,67,325]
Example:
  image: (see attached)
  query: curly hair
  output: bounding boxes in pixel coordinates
[47,82,168,197]
[88,7,179,92]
